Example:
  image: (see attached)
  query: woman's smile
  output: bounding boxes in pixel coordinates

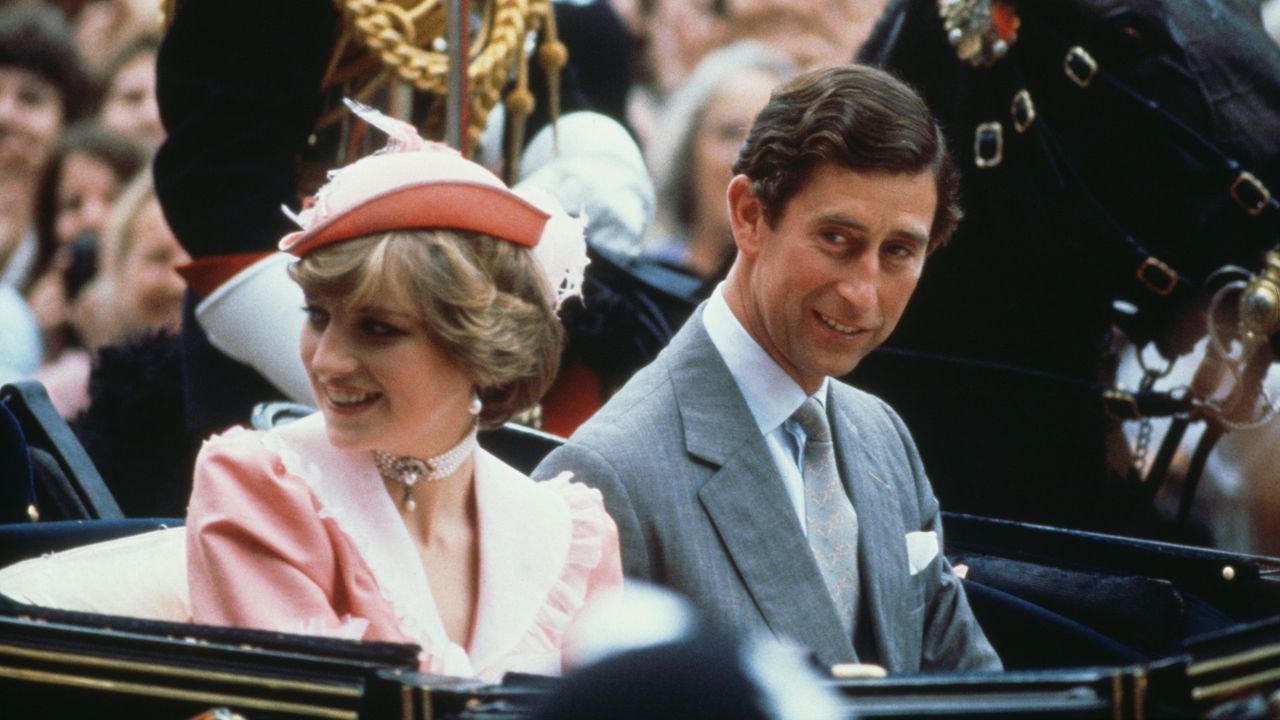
[321,386,381,410]
[301,297,473,457]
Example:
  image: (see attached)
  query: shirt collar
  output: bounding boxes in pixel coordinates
[703,284,829,435]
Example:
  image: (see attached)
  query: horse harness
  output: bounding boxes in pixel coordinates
[930,0,1280,532]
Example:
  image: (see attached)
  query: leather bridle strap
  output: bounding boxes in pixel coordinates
[1055,42,1280,228]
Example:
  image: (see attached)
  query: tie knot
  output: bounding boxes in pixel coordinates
[791,396,831,443]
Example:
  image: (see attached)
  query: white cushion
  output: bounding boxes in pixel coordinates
[0,526,189,622]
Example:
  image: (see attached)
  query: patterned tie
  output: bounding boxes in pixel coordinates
[792,396,861,640]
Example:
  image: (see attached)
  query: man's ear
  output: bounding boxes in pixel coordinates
[727,174,764,258]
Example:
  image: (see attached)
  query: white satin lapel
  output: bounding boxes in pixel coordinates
[272,415,454,658]
[467,449,570,673]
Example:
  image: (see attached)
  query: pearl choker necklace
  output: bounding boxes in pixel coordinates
[373,425,478,511]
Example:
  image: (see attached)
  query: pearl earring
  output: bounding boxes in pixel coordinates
[469,390,482,416]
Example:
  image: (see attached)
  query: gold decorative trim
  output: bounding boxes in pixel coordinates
[1133,667,1146,720]
[1188,643,1280,677]
[401,681,415,720]
[1192,667,1280,702]
[1111,671,1123,720]
[333,0,560,154]
[0,665,356,719]
[0,643,358,698]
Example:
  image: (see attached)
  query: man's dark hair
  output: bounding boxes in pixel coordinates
[0,3,90,121]
[732,63,961,249]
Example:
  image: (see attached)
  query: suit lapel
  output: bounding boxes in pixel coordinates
[668,311,856,665]
[830,388,911,670]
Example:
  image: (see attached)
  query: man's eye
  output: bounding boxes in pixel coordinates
[303,305,328,328]
[821,232,849,246]
[885,243,921,260]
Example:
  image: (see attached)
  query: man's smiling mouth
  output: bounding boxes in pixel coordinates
[817,311,859,335]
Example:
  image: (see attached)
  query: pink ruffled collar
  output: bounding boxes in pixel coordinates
[264,414,607,680]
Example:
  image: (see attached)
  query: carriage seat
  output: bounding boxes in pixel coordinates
[0,525,189,622]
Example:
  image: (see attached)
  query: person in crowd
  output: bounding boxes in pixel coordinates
[31,122,146,292]
[535,64,1001,673]
[27,121,146,416]
[62,0,162,85]
[643,40,796,280]
[42,150,189,518]
[185,128,622,681]
[609,0,730,153]
[36,169,188,436]
[0,3,88,385]
[96,32,163,154]
[0,2,88,293]
[84,170,189,349]
[721,0,890,70]
[611,0,889,154]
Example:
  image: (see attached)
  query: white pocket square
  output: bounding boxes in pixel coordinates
[905,531,939,576]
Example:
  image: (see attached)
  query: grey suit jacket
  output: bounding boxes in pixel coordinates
[534,305,1001,672]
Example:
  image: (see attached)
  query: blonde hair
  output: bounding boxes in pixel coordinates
[289,229,564,428]
[79,170,160,348]
[99,169,156,279]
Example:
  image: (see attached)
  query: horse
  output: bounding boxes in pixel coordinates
[848,0,1280,543]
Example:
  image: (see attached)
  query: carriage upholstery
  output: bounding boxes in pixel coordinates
[0,525,188,622]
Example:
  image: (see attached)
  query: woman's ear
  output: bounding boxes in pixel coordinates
[726,174,763,258]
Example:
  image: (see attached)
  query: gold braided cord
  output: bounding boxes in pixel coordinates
[335,0,558,153]
[160,0,562,161]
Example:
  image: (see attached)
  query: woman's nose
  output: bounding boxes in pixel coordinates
[309,326,359,377]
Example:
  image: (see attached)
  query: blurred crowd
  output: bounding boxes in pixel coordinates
[0,0,891,488]
[0,0,173,418]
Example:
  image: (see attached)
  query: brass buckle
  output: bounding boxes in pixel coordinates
[1010,89,1035,133]
[1136,256,1177,296]
[1230,171,1271,217]
[1064,46,1098,88]
[1103,388,1141,419]
[974,121,1004,169]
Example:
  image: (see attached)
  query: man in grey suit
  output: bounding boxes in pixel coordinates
[534,64,1000,673]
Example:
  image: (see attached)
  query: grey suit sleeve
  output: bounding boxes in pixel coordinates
[534,443,654,581]
[881,400,1003,672]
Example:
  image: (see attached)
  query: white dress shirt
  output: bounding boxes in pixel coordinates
[703,285,830,529]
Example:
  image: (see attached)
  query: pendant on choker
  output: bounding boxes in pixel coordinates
[373,425,478,511]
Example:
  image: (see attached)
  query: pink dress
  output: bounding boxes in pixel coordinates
[186,413,622,681]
